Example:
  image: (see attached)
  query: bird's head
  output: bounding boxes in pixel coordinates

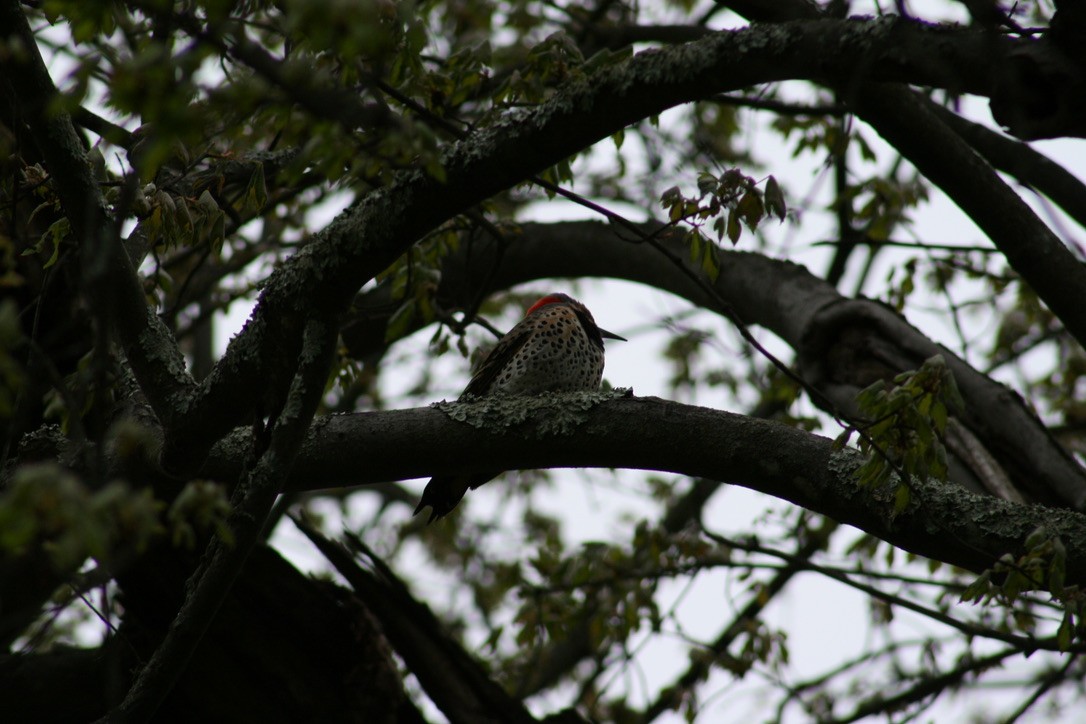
[526,293,626,342]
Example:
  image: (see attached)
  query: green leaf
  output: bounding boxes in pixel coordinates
[242,162,268,213]
[856,379,886,408]
[384,299,415,343]
[1024,526,1048,550]
[611,127,625,150]
[943,369,966,413]
[931,443,948,481]
[1057,610,1074,651]
[147,206,163,246]
[931,401,947,435]
[687,230,702,264]
[736,189,764,231]
[764,175,787,221]
[697,172,717,196]
[40,218,70,268]
[726,210,741,245]
[701,241,720,283]
[892,484,911,515]
[959,571,991,603]
[712,216,725,241]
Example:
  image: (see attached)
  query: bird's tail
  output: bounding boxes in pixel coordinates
[414,472,500,523]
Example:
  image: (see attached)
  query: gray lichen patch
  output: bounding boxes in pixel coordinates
[827,447,864,498]
[433,388,632,438]
[828,447,925,517]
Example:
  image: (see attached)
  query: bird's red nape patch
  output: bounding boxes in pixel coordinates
[525,293,571,317]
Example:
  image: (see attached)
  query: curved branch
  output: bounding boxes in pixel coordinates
[342,220,1086,509]
[294,522,544,724]
[202,395,1086,587]
[931,103,1086,232]
[726,0,1086,347]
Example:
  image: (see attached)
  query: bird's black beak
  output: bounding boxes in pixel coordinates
[600,328,627,342]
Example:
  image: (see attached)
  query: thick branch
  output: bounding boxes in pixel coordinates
[104,318,337,722]
[931,103,1086,232]
[294,522,544,724]
[848,84,1086,352]
[202,396,1086,586]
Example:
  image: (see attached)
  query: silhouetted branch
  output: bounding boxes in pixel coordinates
[198,393,1086,588]
[102,318,337,722]
[293,517,555,724]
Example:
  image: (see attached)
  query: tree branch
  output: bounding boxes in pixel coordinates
[102,317,337,722]
[830,646,1022,724]
[640,519,837,721]
[720,0,1086,349]
[293,520,547,724]
[847,84,1086,351]
[201,394,1086,586]
[931,103,1086,232]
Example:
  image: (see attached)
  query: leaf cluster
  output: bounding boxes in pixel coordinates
[845,354,965,514]
[843,174,928,243]
[0,463,163,571]
[961,526,1085,651]
[660,169,786,248]
[514,521,714,652]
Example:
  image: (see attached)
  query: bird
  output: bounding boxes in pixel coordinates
[414,292,625,522]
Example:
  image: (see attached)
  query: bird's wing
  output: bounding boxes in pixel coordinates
[460,320,534,398]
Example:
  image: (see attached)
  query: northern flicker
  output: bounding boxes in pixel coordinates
[414,293,625,522]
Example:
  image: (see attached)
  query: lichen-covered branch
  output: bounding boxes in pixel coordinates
[201,396,1086,587]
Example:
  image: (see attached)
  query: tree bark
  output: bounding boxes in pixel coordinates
[200,394,1086,588]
